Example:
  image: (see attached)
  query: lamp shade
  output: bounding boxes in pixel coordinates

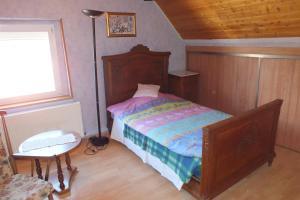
[82,9,104,18]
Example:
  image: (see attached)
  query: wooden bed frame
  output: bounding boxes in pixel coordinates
[102,44,283,200]
[103,44,170,130]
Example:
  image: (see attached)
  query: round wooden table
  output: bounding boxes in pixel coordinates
[15,130,81,194]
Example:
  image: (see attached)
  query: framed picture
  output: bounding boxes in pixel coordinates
[106,12,136,37]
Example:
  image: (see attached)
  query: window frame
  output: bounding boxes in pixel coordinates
[0,19,73,109]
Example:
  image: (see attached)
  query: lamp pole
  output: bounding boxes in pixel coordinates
[91,17,101,136]
[82,9,109,147]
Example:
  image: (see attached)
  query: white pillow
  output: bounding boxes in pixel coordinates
[133,83,160,98]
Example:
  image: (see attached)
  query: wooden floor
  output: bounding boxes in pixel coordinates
[16,140,300,200]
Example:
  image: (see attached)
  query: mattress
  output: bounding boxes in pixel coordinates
[111,117,184,189]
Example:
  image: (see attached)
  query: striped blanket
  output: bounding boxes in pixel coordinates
[108,93,231,183]
[116,94,231,158]
[123,124,202,183]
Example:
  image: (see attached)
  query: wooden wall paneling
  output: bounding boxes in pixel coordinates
[234,57,261,113]
[215,55,259,115]
[187,46,300,151]
[288,61,300,151]
[187,52,259,115]
[257,58,300,151]
[187,53,219,108]
[215,55,237,114]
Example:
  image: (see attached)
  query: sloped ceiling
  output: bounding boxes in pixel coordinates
[155,0,300,39]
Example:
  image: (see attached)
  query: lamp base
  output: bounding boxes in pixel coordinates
[89,136,109,147]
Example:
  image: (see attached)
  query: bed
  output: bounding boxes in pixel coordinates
[102,44,283,200]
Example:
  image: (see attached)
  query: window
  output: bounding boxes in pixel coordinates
[0,19,72,109]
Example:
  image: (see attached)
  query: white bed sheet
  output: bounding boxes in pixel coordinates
[111,118,184,190]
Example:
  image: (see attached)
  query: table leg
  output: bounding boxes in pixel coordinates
[45,159,51,181]
[65,153,72,171]
[55,156,65,190]
[31,159,34,177]
[35,159,43,179]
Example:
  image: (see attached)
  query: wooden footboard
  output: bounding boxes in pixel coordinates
[184,99,283,199]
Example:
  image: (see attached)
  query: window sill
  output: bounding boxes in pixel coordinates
[0,95,73,110]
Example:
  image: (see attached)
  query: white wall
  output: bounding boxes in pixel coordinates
[0,0,185,135]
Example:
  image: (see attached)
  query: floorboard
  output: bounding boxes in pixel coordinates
[16,140,300,200]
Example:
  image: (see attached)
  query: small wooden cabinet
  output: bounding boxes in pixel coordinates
[168,70,199,102]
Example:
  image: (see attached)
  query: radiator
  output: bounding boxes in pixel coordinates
[0,102,84,153]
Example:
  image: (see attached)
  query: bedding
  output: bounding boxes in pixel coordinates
[124,124,201,183]
[108,93,231,185]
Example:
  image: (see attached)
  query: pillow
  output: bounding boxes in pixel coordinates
[133,83,160,98]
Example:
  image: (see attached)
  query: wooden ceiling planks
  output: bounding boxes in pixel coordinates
[155,0,300,39]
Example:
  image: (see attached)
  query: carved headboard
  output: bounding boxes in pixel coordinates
[102,44,171,130]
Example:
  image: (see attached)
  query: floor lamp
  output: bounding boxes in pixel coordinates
[82,9,109,147]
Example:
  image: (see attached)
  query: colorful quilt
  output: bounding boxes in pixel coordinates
[123,124,201,183]
[117,94,231,157]
[108,93,231,183]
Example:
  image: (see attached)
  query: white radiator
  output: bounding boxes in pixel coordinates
[0,102,84,153]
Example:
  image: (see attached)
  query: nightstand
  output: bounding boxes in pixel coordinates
[168,70,199,102]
